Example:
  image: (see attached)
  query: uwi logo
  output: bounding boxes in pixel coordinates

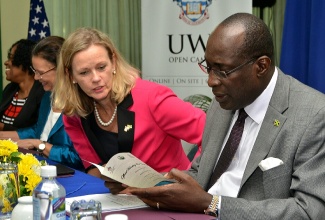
[173,0,212,25]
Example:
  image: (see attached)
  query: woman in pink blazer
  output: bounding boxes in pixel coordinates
[53,27,205,178]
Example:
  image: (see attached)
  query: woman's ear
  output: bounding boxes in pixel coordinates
[65,67,70,76]
[112,53,117,70]
[66,68,76,84]
[256,56,271,77]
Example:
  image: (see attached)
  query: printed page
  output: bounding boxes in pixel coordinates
[88,152,173,188]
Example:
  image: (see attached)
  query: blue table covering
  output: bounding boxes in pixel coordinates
[56,169,108,198]
[41,157,108,198]
[36,156,214,220]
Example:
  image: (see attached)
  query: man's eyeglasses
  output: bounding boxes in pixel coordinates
[198,57,256,79]
[30,66,56,76]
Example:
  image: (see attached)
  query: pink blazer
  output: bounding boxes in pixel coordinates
[63,78,206,172]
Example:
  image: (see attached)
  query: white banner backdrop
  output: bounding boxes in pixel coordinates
[141,0,252,99]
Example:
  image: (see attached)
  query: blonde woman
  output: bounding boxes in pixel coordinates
[53,28,205,180]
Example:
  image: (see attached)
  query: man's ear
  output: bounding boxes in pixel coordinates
[256,56,271,77]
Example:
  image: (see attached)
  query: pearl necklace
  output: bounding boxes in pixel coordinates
[94,101,117,127]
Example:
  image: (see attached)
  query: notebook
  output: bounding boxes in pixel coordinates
[55,163,75,176]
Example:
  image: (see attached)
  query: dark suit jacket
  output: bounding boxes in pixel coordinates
[189,69,325,219]
[0,81,44,130]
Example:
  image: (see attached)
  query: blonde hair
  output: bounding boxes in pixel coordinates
[53,27,139,117]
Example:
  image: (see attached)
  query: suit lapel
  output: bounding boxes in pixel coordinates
[48,114,63,138]
[38,92,51,135]
[81,114,108,162]
[0,84,18,113]
[117,93,135,153]
[40,92,56,138]
[240,70,289,187]
[240,108,286,186]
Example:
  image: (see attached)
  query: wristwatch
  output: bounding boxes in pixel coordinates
[204,195,219,217]
[38,141,46,156]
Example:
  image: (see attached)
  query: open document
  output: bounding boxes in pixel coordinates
[85,152,175,188]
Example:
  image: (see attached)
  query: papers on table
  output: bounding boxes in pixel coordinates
[66,193,148,214]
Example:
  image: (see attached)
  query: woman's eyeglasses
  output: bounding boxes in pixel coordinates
[30,66,56,76]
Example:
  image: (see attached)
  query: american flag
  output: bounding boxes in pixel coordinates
[27,0,51,41]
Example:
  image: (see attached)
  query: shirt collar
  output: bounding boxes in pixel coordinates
[244,68,278,124]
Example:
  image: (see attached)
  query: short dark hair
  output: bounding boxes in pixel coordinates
[8,39,36,75]
[221,13,274,63]
[32,36,65,67]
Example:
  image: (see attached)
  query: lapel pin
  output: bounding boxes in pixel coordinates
[273,119,280,127]
[124,124,132,132]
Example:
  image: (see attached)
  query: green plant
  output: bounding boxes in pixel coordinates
[183,94,212,113]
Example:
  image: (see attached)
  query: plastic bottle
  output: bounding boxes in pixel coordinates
[33,165,66,220]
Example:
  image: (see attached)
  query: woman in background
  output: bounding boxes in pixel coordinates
[53,27,205,179]
[0,39,44,131]
[0,36,83,170]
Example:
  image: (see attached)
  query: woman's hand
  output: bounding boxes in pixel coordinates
[17,139,39,150]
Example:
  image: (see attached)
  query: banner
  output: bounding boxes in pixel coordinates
[141,0,252,99]
[280,0,325,93]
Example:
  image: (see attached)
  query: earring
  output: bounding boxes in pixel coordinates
[73,81,76,84]
[113,70,116,75]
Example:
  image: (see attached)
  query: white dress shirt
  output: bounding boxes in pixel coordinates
[40,108,61,141]
[208,68,278,213]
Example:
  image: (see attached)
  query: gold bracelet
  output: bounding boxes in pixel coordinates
[204,195,219,217]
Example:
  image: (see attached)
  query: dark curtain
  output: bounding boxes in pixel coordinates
[280,0,325,93]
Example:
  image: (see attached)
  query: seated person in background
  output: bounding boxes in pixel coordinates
[52,27,205,178]
[122,13,325,219]
[0,36,83,171]
[0,39,44,131]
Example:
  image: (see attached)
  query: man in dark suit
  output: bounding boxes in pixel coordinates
[122,13,325,219]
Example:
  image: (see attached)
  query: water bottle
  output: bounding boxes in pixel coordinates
[33,165,66,220]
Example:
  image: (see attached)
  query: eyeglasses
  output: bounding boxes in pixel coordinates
[30,66,56,76]
[198,57,256,79]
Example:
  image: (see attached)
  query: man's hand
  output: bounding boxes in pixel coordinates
[121,168,212,213]
[87,167,101,177]
[102,176,127,194]
[86,165,127,194]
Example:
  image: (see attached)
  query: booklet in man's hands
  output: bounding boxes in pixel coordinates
[85,152,176,188]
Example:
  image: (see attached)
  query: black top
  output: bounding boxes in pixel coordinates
[89,112,119,162]
[0,81,45,131]
[81,93,135,164]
